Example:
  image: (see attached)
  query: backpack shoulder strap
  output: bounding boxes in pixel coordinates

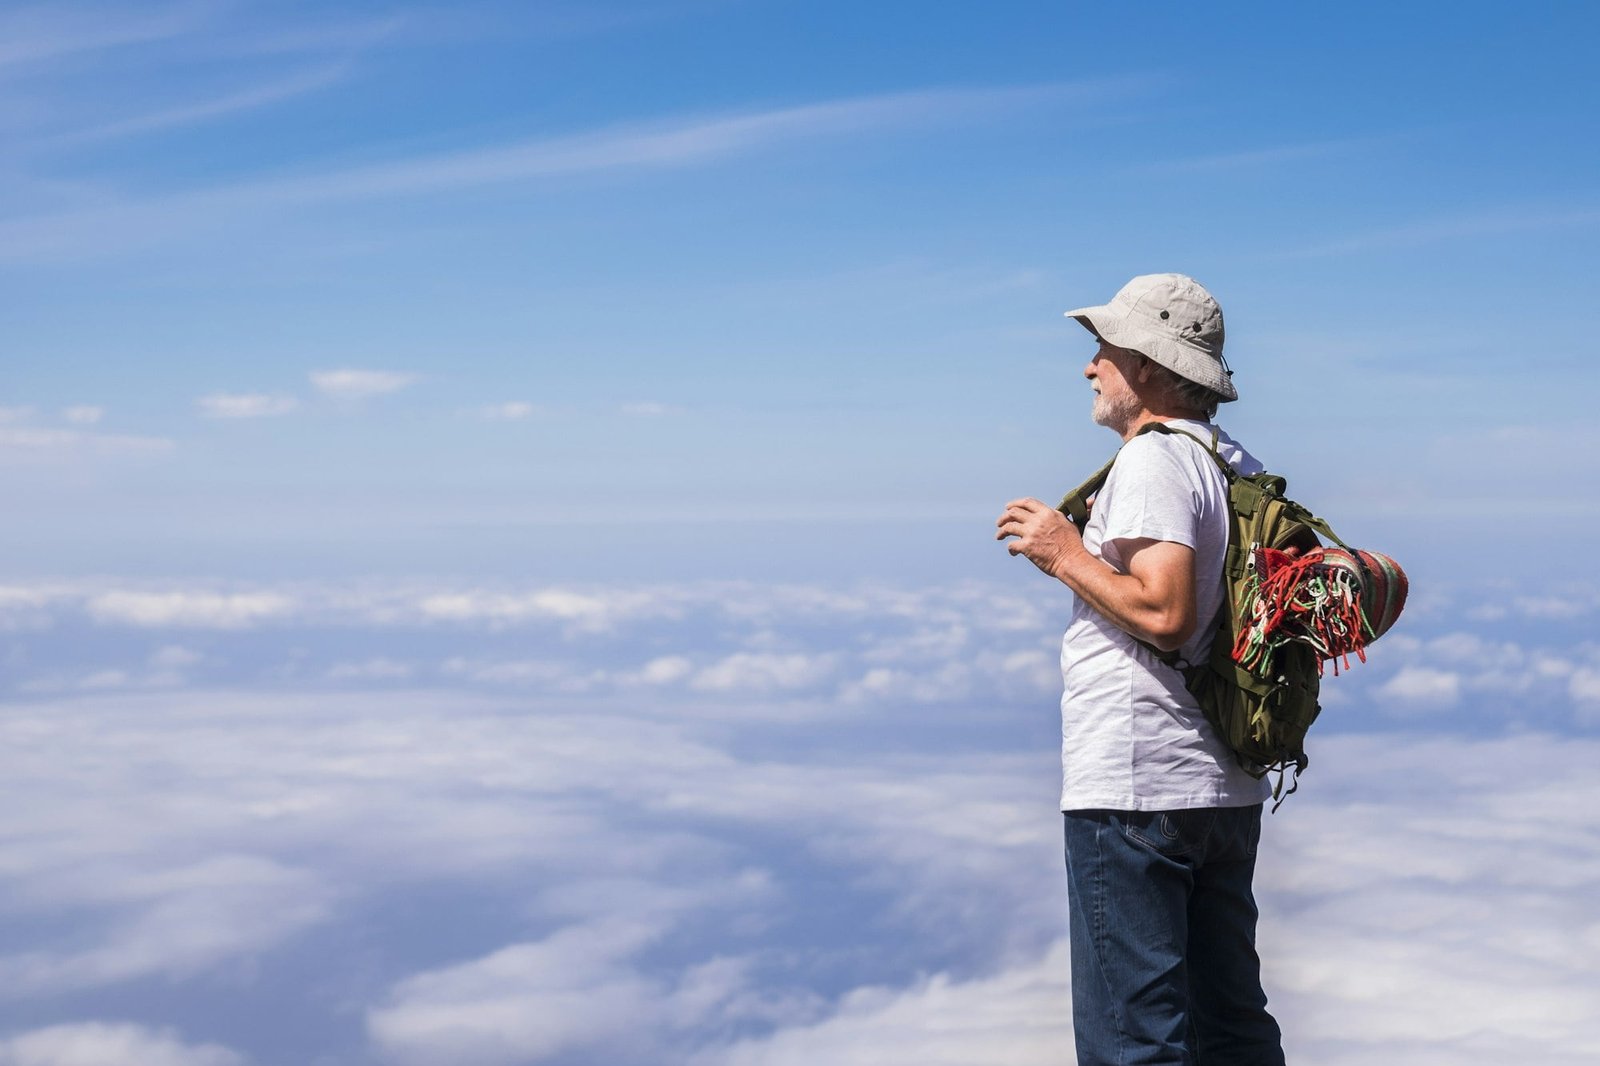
[1055,423,1212,530]
[1137,421,1349,547]
[1056,451,1119,531]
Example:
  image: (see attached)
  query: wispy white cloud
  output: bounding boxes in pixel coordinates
[7,576,1597,725]
[0,426,173,462]
[309,369,417,399]
[0,2,213,70]
[1571,667,1600,723]
[326,657,412,682]
[475,401,536,421]
[699,942,1073,1066]
[367,920,667,1066]
[195,392,298,418]
[86,590,296,628]
[620,401,682,417]
[1375,665,1462,710]
[0,855,331,994]
[1285,204,1600,258]
[441,656,599,691]
[0,79,1150,261]
[416,586,679,632]
[632,655,694,685]
[252,81,1116,203]
[47,62,352,145]
[0,583,74,631]
[691,652,836,694]
[0,1021,245,1066]
[1134,135,1383,175]
[61,405,103,425]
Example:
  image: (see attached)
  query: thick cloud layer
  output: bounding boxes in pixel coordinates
[1,577,1597,1062]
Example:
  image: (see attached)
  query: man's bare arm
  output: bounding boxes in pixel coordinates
[995,497,1197,651]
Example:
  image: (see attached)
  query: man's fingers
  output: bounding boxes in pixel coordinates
[997,499,1049,530]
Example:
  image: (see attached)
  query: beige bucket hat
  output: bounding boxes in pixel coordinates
[1065,273,1236,401]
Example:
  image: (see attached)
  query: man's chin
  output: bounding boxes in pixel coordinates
[1090,407,1123,433]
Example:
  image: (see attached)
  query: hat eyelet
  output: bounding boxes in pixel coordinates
[1159,310,1170,320]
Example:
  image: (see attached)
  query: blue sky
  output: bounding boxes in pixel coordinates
[3,3,1599,1064]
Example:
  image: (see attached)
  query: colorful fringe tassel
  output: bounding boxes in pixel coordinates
[1232,547,1387,677]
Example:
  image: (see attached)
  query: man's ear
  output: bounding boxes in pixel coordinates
[1135,356,1155,384]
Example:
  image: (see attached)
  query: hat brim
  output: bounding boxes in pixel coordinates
[1066,307,1237,402]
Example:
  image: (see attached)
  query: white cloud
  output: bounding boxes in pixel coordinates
[54,63,351,145]
[87,591,295,628]
[0,584,73,631]
[0,855,331,994]
[476,402,535,421]
[0,407,34,423]
[416,587,676,632]
[195,393,298,418]
[620,401,680,417]
[698,735,1600,1066]
[0,427,173,461]
[367,921,663,1066]
[1137,135,1379,175]
[837,660,975,705]
[17,644,204,694]
[309,369,417,399]
[61,406,103,425]
[327,657,412,681]
[1512,594,1594,620]
[691,652,835,693]
[149,645,202,670]
[0,4,208,69]
[0,1022,244,1066]
[247,81,1125,205]
[1571,667,1600,714]
[699,943,1073,1066]
[441,656,596,690]
[636,655,693,685]
[0,79,1153,263]
[0,672,1596,1065]
[1375,666,1461,710]
[1288,203,1600,258]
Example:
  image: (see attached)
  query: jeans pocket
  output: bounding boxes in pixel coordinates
[1121,809,1211,859]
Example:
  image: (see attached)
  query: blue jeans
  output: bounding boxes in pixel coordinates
[1063,806,1284,1066]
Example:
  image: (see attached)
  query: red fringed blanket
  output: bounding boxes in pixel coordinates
[1233,547,1408,676]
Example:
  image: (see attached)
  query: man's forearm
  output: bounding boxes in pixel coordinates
[1051,542,1197,652]
[996,498,1197,651]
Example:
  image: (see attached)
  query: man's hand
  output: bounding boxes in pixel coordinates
[996,498,1084,579]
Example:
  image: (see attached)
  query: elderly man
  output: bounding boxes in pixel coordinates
[996,274,1285,1066]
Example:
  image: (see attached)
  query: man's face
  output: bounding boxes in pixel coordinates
[1084,341,1144,434]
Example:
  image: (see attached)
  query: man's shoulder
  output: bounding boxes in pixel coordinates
[1146,419,1266,477]
[1112,423,1218,479]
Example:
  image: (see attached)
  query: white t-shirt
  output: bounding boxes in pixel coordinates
[1059,419,1272,812]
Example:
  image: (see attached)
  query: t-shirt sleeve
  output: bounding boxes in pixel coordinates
[1098,435,1204,554]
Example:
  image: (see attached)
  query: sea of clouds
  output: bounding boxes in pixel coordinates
[1,576,1597,1065]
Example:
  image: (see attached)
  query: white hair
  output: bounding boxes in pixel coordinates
[1144,359,1225,419]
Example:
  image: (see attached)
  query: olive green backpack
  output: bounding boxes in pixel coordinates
[1058,422,1348,804]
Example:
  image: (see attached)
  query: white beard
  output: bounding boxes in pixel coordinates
[1091,388,1141,434]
